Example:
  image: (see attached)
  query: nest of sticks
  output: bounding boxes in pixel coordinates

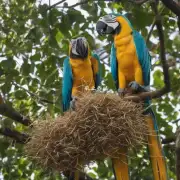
[25,93,149,172]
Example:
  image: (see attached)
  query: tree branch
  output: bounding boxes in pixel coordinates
[146,6,165,44]
[128,0,151,5]
[56,0,110,8]
[172,118,180,124]
[151,1,170,89]
[162,137,176,144]
[146,20,156,44]
[56,0,89,8]
[160,0,180,16]
[48,0,66,9]
[13,82,54,104]
[0,103,32,126]
[178,17,180,32]
[0,127,30,144]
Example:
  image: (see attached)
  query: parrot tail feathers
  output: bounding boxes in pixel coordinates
[146,114,168,180]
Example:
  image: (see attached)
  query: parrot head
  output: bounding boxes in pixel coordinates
[69,37,89,59]
[96,14,133,37]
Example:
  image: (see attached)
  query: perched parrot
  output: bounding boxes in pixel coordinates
[96,14,168,180]
[62,37,101,112]
[62,37,101,180]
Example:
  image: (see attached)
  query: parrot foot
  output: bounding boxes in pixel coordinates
[128,81,140,91]
[128,81,149,93]
[70,96,77,111]
[118,88,126,97]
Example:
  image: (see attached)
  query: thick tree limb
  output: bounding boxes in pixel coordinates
[0,127,29,144]
[0,103,32,126]
[160,0,180,16]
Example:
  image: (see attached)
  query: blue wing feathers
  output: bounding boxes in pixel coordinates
[62,57,73,112]
[91,53,102,89]
[133,30,151,87]
[110,43,118,89]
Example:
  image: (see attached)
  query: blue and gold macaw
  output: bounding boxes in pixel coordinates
[62,37,101,180]
[62,37,101,112]
[96,14,167,180]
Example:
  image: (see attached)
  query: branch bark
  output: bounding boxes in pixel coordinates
[128,0,151,5]
[160,0,180,16]
[160,0,180,32]
[146,20,156,44]
[0,127,29,144]
[0,103,32,126]
[48,0,66,9]
[172,118,180,124]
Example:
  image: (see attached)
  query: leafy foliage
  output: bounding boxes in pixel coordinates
[0,0,179,179]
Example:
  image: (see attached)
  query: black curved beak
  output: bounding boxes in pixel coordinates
[96,21,107,36]
[96,21,115,36]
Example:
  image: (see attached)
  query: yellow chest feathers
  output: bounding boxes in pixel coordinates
[69,58,95,96]
[114,34,137,68]
[114,34,141,77]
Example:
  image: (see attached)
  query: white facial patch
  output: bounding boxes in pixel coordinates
[71,39,79,55]
[99,15,119,30]
[70,37,88,56]
[80,37,88,48]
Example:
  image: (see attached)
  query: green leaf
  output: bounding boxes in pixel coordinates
[55,30,64,45]
[14,90,27,100]
[104,73,116,90]
[30,53,41,61]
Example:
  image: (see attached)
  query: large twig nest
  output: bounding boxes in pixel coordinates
[25,93,149,172]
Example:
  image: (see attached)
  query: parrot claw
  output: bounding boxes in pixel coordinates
[70,96,77,111]
[128,81,149,93]
[118,88,126,97]
[128,81,140,91]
